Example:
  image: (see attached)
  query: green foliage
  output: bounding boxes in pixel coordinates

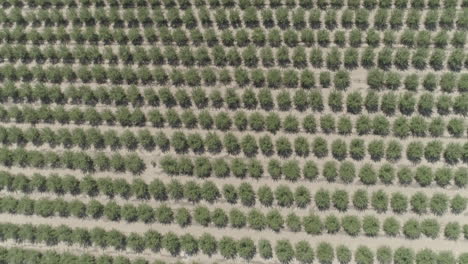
[371,190,388,213]
[339,161,356,183]
[368,139,384,161]
[342,215,361,236]
[451,194,467,214]
[309,137,327,159]
[212,208,228,228]
[286,213,302,232]
[163,232,180,256]
[367,69,384,89]
[355,246,374,264]
[248,209,266,230]
[332,189,349,211]
[238,182,255,206]
[394,247,414,264]
[323,161,338,182]
[430,193,448,215]
[237,237,256,260]
[258,239,273,259]
[362,215,379,237]
[383,217,400,236]
[303,161,319,181]
[391,192,408,214]
[359,164,377,185]
[324,215,340,234]
[303,214,323,235]
[229,208,246,228]
[377,246,393,264]
[403,218,421,239]
[219,236,237,259]
[337,245,352,264]
[295,241,314,264]
[421,219,440,239]
[275,240,295,264]
[353,189,369,210]
[378,163,395,184]
[415,248,437,264]
[317,242,334,264]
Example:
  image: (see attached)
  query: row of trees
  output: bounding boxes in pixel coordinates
[0,64,348,88]
[3,19,467,48]
[3,0,468,10]
[0,147,145,174]
[161,155,468,187]
[1,63,467,93]
[159,129,468,161]
[1,103,466,141]
[1,83,466,117]
[154,86,468,114]
[1,170,466,214]
[2,222,467,264]
[312,189,467,216]
[1,195,466,240]
[151,111,467,140]
[0,246,155,264]
[0,125,161,150]
[3,244,468,264]
[369,70,468,92]
[163,130,468,162]
[0,105,147,126]
[2,41,468,72]
[151,111,467,139]
[2,6,468,34]
[2,122,467,161]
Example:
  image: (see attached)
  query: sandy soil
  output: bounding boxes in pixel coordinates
[1,1,468,263]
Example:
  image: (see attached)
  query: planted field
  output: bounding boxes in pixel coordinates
[0,0,467,263]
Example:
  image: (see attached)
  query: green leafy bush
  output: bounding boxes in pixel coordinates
[342,215,361,236]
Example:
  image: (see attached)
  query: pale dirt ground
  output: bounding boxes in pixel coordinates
[1,0,468,263]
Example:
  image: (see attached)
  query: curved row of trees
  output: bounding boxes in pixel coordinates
[3,244,468,264]
[368,69,468,92]
[0,147,145,174]
[1,62,468,91]
[0,195,466,240]
[2,42,468,72]
[161,130,468,162]
[1,83,466,116]
[1,222,468,264]
[0,104,466,140]
[153,86,468,114]
[2,7,468,37]
[3,0,468,10]
[156,130,468,162]
[1,170,466,214]
[0,64,349,88]
[161,155,468,187]
[149,111,467,139]
[2,123,467,162]
[0,246,154,264]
